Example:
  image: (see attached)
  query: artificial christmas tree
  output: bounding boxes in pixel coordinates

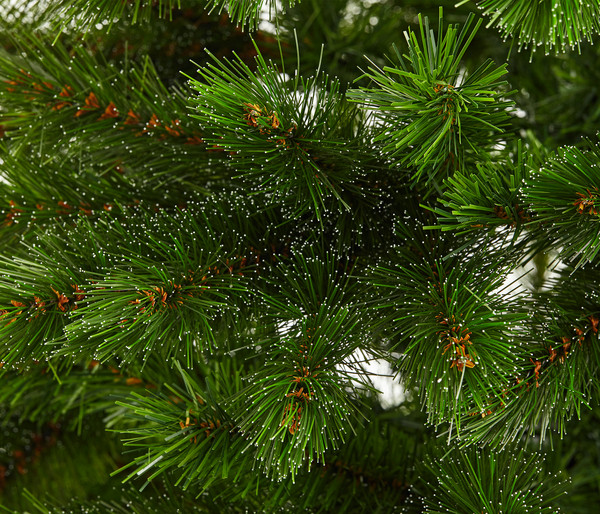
[1,0,599,512]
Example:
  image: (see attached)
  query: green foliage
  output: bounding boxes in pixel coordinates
[371,245,526,436]
[449,260,600,447]
[46,0,182,33]
[348,9,514,192]
[0,29,221,244]
[518,46,600,147]
[523,139,600,265]
[188,44,377,220]
[0,206,256,366]
[428,142,532,237]
[206,0,297,30]
[418,445,565,513]
[0,357,163,430]
[17,483,205,514]
[0,418,123,512]
[2,0,600,512]
[230,251,378,480]
[274,0,409,88]
[116,360,253,492]
[461,0,600,53]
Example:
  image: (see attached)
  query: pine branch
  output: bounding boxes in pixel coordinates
[523,138,600,266]
[114,359,257,492]
[0,206,254,366]
[15,479,215,514]
[0,31,221,208]
[347,8,514,193]
[228,250,379,480]
[188,43,379,220]
[449,264,600,446]
[418,445,566,513]
[39,0,182,34]
[0,151,147,247]
[426,142,532,238]
[206,0,298,30]
[460,0,600,53]
[242,249,380,479]
[370,248,527,437]
[0,355,173,431]
[282,407,425,512]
